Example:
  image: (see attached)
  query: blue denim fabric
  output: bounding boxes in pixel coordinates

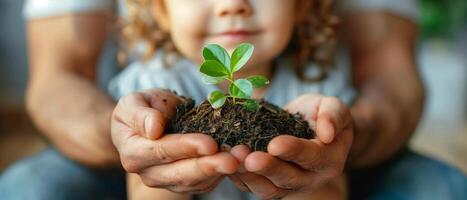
[0,148,465,200]
[365,152,467,200]
[0,148,126,200]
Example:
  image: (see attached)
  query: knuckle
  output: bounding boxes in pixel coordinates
[171,171,198,187]
[178,136,201,157]
[277,175,300,189]
[152,144,172,163]
[170,170,190,187]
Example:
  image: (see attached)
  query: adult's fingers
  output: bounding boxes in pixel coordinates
[284,94,352,144]
[316,97,352,144]
[167,176,225,194]
[269,135,351,176]
[113,92,165,140]
[113,89,181,140]
[139,152,238,188]
[244,151,309,190]
[267,135,328,172]
[117,133,219,173]
[283,93,322,130]
[230,148,301,199]
[230,145,250,173]
[231,172,289,199]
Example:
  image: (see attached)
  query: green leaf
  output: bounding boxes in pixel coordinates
[229,79,253,98]
[229,84,239,98]
[203,44,231,73]
[200,60,229,77]
[247,75,269,88]
[230,43,254,72]
[208,91,227,109]
[201,75,226,85]
[243,99,260,111]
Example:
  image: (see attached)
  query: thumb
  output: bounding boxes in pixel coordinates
[143,89,182,139]
[145,89,182,120]
[114,92,167,140]
[316,97,350,144]
[283,94,323,130]
[115,90,182,141]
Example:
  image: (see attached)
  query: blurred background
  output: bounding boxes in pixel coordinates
[0,0,466,176]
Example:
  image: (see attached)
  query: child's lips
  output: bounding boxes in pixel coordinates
[214,30,259,43]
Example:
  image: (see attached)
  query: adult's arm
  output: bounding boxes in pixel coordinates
[26,12,119,168]
[342,12,425,167]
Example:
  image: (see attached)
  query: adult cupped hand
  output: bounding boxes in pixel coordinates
[228,94,354,199]
[111,89,239,194]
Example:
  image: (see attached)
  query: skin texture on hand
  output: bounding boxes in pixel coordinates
[111,89,239,194]
[228,94,354,199]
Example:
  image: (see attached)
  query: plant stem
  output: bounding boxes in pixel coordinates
[224,78,235,84]
[225,75,238,105]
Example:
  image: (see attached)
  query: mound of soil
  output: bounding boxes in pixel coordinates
[166,97,315,152]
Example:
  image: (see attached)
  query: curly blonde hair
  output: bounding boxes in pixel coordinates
[120,0,339,81]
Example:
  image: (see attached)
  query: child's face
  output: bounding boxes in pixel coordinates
[158,0,296,68]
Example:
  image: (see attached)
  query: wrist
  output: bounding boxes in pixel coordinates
[347,98,377,168]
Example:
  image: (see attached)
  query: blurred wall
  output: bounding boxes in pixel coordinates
[0,0,28,108]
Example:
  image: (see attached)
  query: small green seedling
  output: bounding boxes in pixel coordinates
[199,43,269,111]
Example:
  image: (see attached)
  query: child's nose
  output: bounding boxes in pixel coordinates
[215,0,253,17]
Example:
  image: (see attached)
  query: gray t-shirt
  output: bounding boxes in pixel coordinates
[108,51,356,106]
[108,51,356,200]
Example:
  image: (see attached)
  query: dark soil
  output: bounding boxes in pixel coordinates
[166,97,315,152]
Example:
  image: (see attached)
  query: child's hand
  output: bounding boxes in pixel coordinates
[228,94,353,199]
[111,89,239,194]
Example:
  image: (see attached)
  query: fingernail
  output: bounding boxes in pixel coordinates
[221,144,232,151]
[144,115,153,138]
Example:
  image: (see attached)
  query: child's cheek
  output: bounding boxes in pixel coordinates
[168,14,208,63]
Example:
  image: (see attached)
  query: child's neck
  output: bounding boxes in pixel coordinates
[217,61,274,99]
